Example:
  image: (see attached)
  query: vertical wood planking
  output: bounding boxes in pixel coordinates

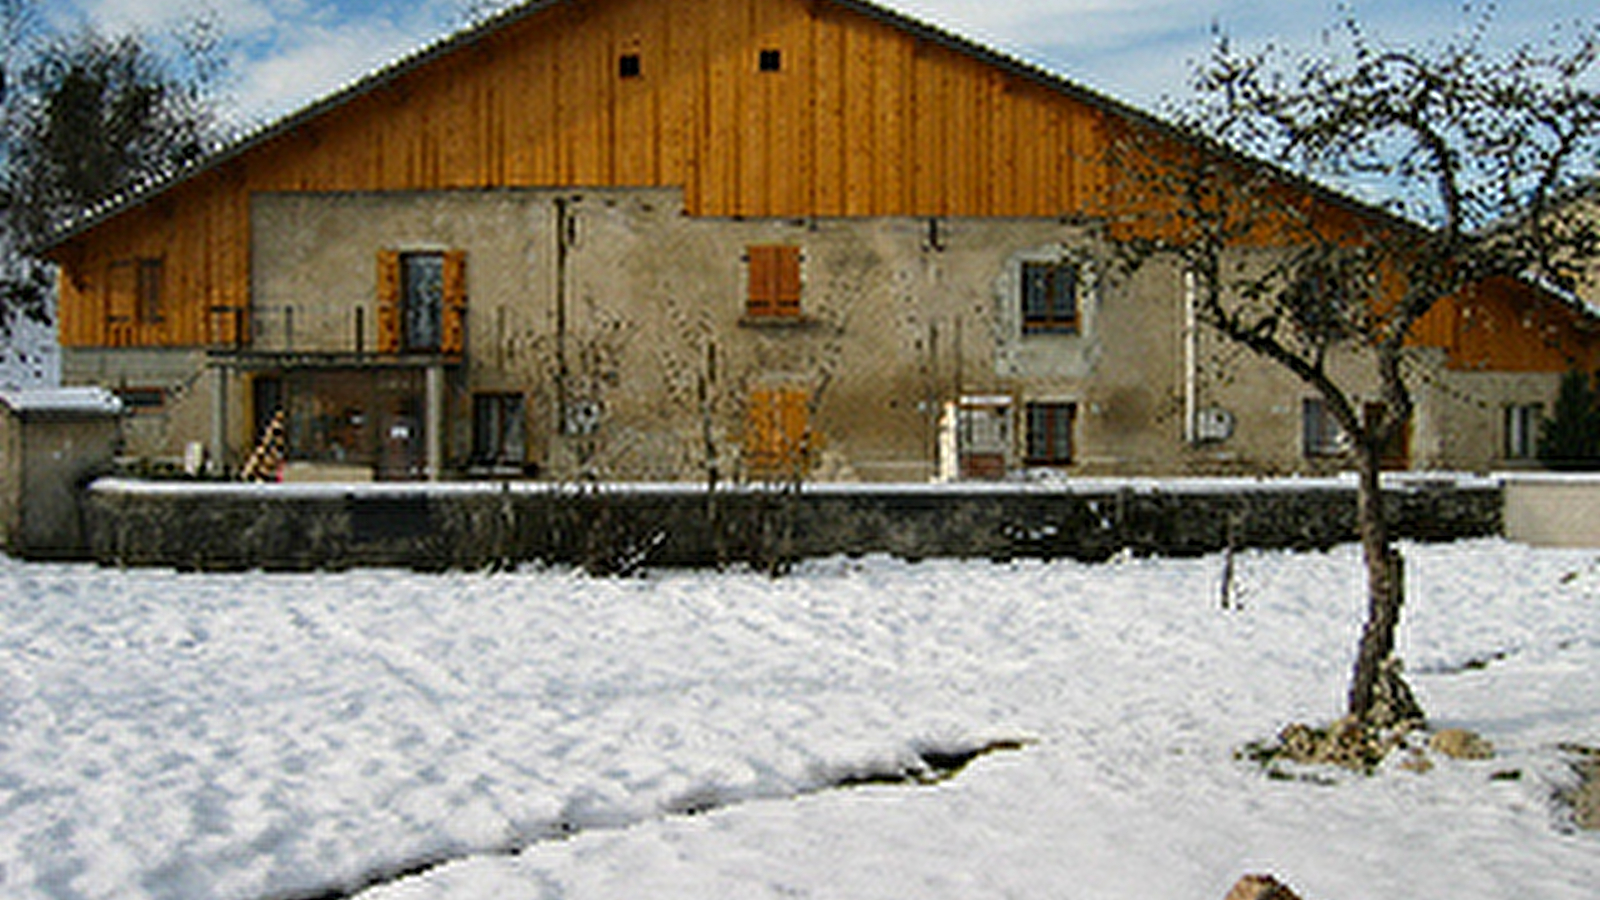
[907,39,935,215]
[704,0,742,214]
[810,3,845,216]
[873,25,908,214]
[738,0,767,213]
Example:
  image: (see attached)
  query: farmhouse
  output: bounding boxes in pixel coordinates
[40,0,1600,482]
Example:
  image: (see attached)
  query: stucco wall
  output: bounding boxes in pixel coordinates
[1503,474,1600,547]
[62,347,217,465]
[63,185,1568,481]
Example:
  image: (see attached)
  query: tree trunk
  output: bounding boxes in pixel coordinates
[1346,442,1406,721]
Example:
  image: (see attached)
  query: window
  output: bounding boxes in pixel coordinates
[759,49,782,72]
[1505,403,1543,460]
[136,258,163,324]
[115,387,165,412]
[401,252,444,351]
[1302,397,1346,457]
[473,393,527,465]
[745,385,811,477]
[619,53,641,78]
[1021,260,1080,334]
[746,245,802,319]
[1025,402,1076,466]
[945,397,1012,480]
[376,249,466,354]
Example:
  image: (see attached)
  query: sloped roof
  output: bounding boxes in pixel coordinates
[42,0,1424,252]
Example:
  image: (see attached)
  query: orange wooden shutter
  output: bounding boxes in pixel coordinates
[747,246,801,318]
[375,250,401,353]
[744,386,810,476]
[772,246,801,316]
[441,250,468,355]
[747,247,775,316]
[778,388,808,463]
[745,386,778,472]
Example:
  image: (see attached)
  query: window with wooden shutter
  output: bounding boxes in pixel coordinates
[376,249,465,354]
[376,250,402,353]
[441,250,467,355]
[744,385,811,477]
[746,245,801,319]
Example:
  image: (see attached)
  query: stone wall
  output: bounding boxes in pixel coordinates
[83,477,1501,572]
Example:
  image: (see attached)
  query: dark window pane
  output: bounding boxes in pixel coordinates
[473,393,526,464]
[1022,261,1078,333]
[1025,402,1075,465]
[402,253,444,351]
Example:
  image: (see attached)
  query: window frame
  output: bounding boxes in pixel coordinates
[1020,259,1082,335]
[400,251,445,353]
[114,386,165,413]
[1024,401,1077,467]
[472,392,527,466]
[1302,397,1346,458]
[1504,402,1544,460]
[136,257,164,325]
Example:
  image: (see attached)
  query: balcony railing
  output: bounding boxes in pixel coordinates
[207,305,371,354]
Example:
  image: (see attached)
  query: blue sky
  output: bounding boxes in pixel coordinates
[39,0,1600,127]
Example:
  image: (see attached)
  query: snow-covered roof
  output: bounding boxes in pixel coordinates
[0,387,124,418]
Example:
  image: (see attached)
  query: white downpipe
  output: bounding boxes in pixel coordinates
[1183,269,1198,445]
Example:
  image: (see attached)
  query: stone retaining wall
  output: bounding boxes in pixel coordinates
[83,477,1501,572]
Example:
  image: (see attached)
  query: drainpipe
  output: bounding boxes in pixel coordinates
[554,197,573,428]
[211,365,228,476]
[426,363,444,482]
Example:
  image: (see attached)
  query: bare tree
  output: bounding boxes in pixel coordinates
[1112,10,1600,724]
[0,0,231,330]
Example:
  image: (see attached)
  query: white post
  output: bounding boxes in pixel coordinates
[1183,269,1199,445]
[426,364,444,482]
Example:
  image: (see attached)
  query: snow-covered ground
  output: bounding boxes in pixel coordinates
[1,540,1596,900]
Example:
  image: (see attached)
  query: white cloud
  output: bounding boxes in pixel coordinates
[234,19,426,120]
